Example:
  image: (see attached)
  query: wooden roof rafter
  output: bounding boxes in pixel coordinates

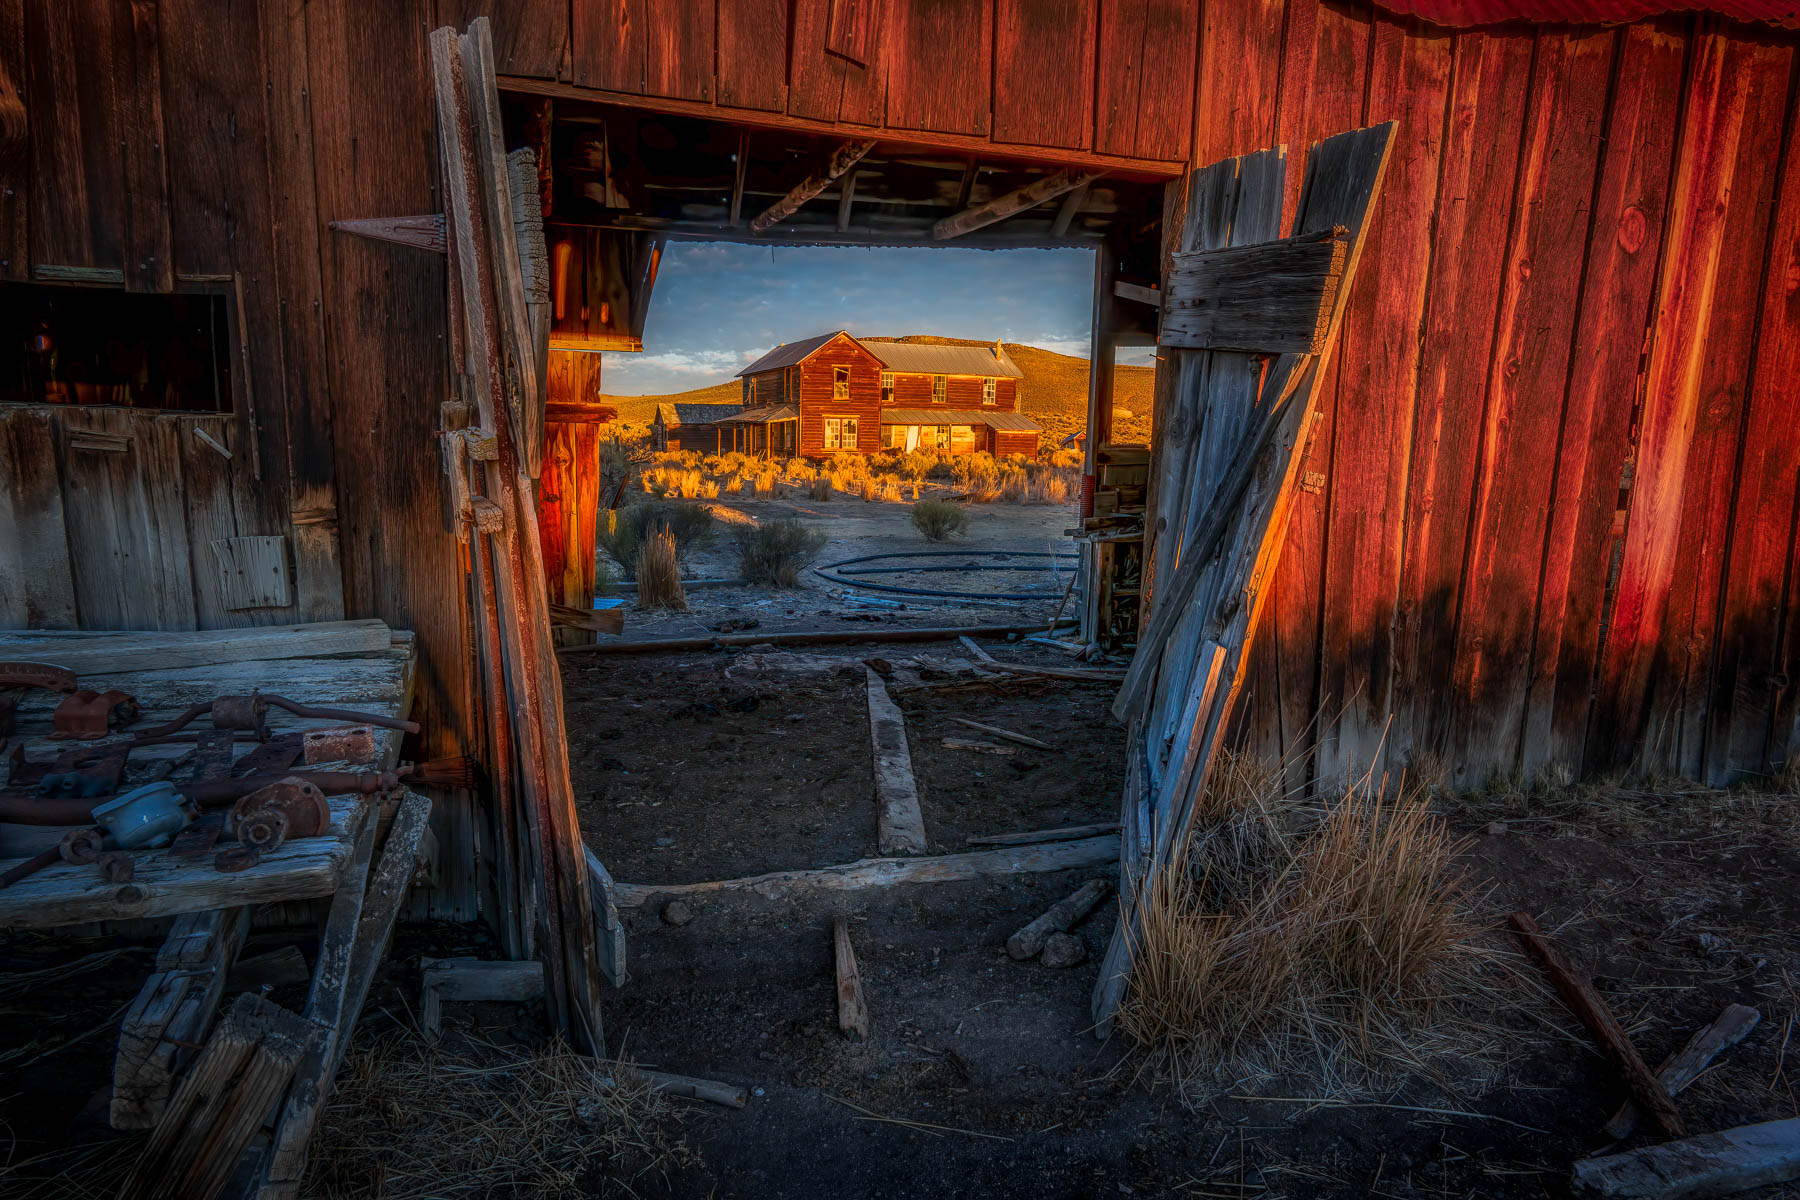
[749,137,878,234]
[933,169,1104,241]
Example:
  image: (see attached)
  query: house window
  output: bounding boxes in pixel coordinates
[934,424,951,450]
[744,377,753,404]
[0,282,234,411]
[834,366,850,399]
[880,372,894,403]
[825,416,859,450]
[982,377,996,405]
[931,375,947,403]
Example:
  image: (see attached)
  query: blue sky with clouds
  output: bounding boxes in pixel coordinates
[602,241,1150,395]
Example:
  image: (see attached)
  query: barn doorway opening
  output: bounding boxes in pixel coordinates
[504,91,1173,1005]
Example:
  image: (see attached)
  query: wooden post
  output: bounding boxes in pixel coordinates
[540,349,612,647]
[832,914,870,1041]
[1082,242,1115,514]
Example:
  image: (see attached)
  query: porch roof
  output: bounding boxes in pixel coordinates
[878,408,1043,432]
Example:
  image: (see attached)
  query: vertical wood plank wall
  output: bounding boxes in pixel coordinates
[2,0,1796,800]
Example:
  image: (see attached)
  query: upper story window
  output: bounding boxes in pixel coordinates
[0,282,233,411]
[880,372,894,403]
[982,377,997,405]
[833,366,850,399]
[931,374,946,403]
[744,377,754,404]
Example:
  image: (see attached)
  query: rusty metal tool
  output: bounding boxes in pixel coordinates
[1,844,65,888]
[51,689,139,739]
[135,693,419,740]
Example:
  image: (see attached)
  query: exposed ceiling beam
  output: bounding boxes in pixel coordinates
[836,169,858,232]
[750,138,877,234]
[729,128,749,227]
[1051,180,1090,237]
[933,170,1103,241]
[954,158,979,210]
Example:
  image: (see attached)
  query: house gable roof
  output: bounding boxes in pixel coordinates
[737,333,1025,379]
[657,402,748,427]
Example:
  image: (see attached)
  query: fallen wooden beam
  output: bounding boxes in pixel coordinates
[950,717,1055,751]
[933,169,1101,240]
[1572,1117,1800,1199]
[1603,1004,1760,1140]
[1007,879,1111,960]
[610,835,1120,907]
[629,1067,747,1108]
[557,621,1069,657]
[833,914,871,1041]
[119,993,320,1200]
[751,138,876,234]
[966,822,1118,847]
[1509,912,1685,1137]
[867,667,927,855]
[941,737,1014,756]
[957,635,1125,682]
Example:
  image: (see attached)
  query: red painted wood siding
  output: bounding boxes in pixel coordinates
[795,335,884,455]
[882,372,1017,411]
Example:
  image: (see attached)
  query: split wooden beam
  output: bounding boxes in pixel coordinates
[950,717,1055,750]
[1573,1117,1800,1199]
[833,914,871,1041]
[628,1068,747,1108]
[1602,1004,1760,1140]
[112,905,250,1129]
[750,138,877,234]
[120,993,321,1200]
[1509,911,1685,1137]
[866,667,927,855]
[1160,229,1348,354]
[934,169,1102,241]
[609,835,1120,907]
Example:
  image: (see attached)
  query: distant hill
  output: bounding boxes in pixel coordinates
[599,334,1154,447]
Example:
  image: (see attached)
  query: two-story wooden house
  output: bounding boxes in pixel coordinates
[714,332,1040,459]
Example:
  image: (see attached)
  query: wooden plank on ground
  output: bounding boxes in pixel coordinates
[0,619,392,675]
[1602,1003,1759,1140]
[1006,879,1110,960]
[609,836,1121,907]
[1573,1117,1800,1199]
[950,717,1055,750]
[867,667,927,855]
[965,823,1117,847]
[832,914,870,1040]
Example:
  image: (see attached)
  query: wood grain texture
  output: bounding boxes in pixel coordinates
[883,0,992,136]
[1097,0,1199,161]
[1389,30,1534,772]
[0,0,24,278]
[790,0,889,126]
[1445,29,1615,785]
[25,0,124,270]
[993,0,1095,150]
[0,407,78,627]
[1524,21,1686,778]
[1160,233,1346,354]
[867,667,927,855]
[832,914,871,1040]
[718,0,788,111]
[439,0,568,79]
[1589,28,1791,776]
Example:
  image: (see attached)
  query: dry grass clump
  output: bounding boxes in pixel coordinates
[635,529,687,610]
[896,450,939,481]
[1118,758,1488,1097]
[302,1032,702,1199]
[598,502,715,572]
[859,473,903,503]
[782,458,820,486]
[911,497,971,541]
[643,465,713,499]
[807,475,833,501]
[951,451,1001,495]
[732,517,828,587]
[1044,446,1084,469]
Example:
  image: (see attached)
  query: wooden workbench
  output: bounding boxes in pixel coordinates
[0,621,434,1194]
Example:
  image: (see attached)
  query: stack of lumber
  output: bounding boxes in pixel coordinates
[1090,124,1397,1033]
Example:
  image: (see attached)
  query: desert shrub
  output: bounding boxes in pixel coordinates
[807,476,833,501]
[895,450,938,482]
[951,452,1002,493]
[911,498,970,541]
[598,502,715,572]
[634,528,687,610]
[642,465,710,499]
[696,478,720,500]
[997,468,1029,504]
[833,453,870,480]
[782,459,820,486]
[732,518,828,587]
[652,449,701,468]
[1032,470,1074,505]
[1044,447,1084,470]
[723,474,747,494]
[1117,758,1482,1094]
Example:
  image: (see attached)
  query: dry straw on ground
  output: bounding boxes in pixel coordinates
[1118,751,1504,1100]
[302,1032,702,1198]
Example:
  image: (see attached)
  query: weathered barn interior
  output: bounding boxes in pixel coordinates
[2,0,1799,1194]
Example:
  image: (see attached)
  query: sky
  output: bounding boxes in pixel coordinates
[601,241,1153,395]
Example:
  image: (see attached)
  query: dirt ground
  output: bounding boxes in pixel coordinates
[608,494,1075,642]
[6,615,1798,1197]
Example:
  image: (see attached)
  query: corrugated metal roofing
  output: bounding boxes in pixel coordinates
[656,402,748,426]
[1382,0,1797,24]
[736,332,1026,378]
[865,342,1024,379]
[728,405,799,423]
[879,408,1043,431]
[736,332,846,375]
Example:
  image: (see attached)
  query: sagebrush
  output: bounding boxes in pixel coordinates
[733,518,828,587]
[911,498,970,541]
[599,502,715,572]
